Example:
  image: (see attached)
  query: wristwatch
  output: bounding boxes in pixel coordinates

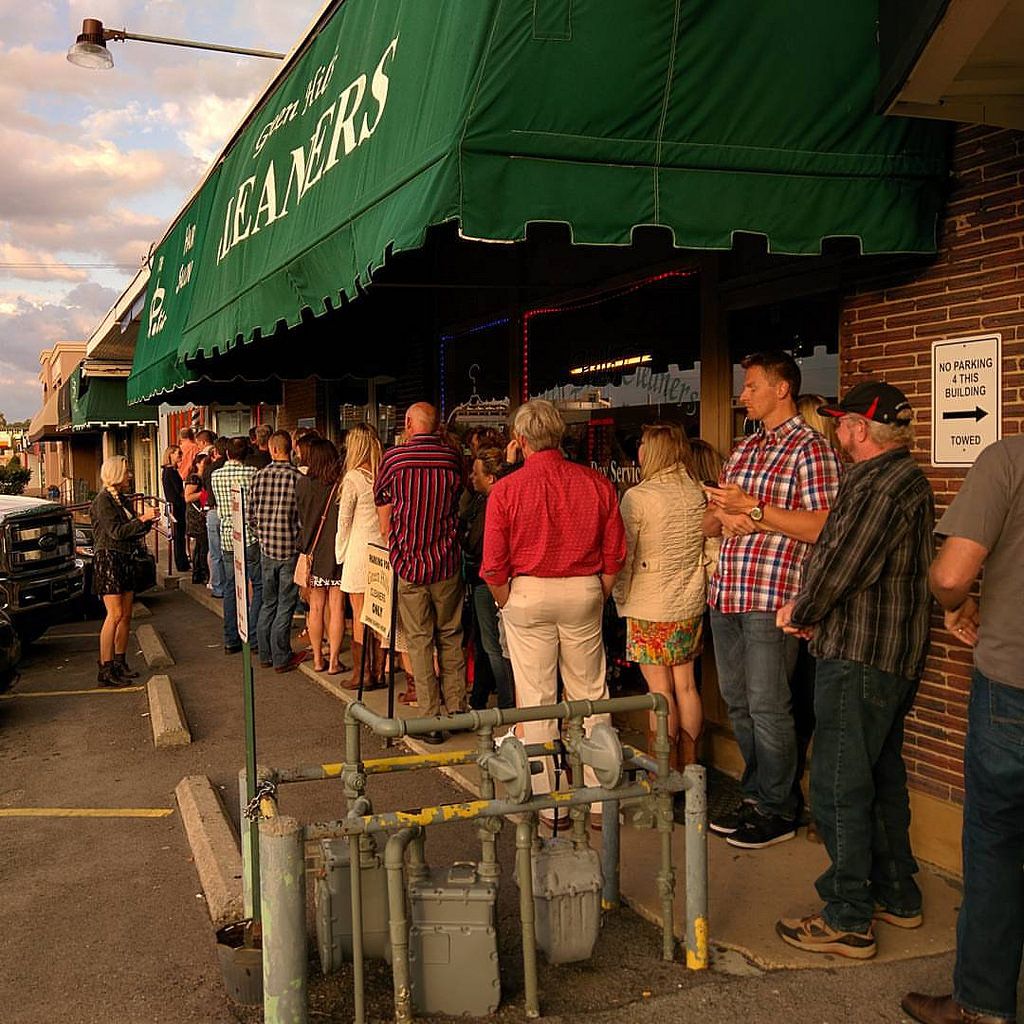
[748,501,765,522]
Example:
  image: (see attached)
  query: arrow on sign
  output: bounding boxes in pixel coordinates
[942,406,988,422]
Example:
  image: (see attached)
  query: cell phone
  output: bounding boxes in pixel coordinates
[702,480,718,488]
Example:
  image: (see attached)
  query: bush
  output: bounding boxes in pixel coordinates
[0,456,31,495]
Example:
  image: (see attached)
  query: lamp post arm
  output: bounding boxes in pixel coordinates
[105,28,285,59]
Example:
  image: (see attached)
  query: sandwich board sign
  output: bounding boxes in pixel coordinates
[931,334,1001,468]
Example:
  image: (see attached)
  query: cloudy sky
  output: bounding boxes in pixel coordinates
[0,0,320,420]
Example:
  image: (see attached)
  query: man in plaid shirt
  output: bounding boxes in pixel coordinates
[247,431,304,673]
[704,351,841,850]
[211,437,262,656]
[774,382,932,961]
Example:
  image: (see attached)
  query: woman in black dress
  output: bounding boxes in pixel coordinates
[89,455,158,686]
[161,444,191,573]
[184,452,210,584]
[295,438,346,674]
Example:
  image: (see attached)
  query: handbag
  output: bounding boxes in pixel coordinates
[185,500,206,538]
[293,482,339,588]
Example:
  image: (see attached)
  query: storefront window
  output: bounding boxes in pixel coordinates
[727,294,839,441]
[526,271,701,487]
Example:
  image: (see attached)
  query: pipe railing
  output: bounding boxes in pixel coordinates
[255,692,708,1024]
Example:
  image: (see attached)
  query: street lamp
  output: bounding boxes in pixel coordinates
[67,18,285,69]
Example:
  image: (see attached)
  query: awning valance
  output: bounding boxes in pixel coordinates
[67,368,158,430]
[129,0,950,404]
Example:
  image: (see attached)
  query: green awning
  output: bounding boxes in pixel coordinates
[129,0,950,403]
[69,368,158,429]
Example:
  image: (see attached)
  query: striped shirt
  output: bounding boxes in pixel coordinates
[791,448,934,679]
[210,461,257,552]
[708,416,841,613]
[373,434,464,585]
[247,460,301,562]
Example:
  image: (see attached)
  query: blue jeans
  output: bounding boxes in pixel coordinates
[470,584,515,710]
[258,555,299,668]
[206,509,225,597]
[710,608,799,818]
[810,658,921,933]
[222,543,262,649]
[954,670,1024,1019]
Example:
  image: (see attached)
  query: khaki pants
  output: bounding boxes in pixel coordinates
[397,573,466,719]
[501,575,610,806]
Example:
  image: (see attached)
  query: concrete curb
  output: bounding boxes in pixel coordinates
[136,623,174,669]
[175,775,243,928]
[147,674,191,748]
[131,601,152,619]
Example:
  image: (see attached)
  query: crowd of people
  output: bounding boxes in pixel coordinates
[87,357,1023,1021]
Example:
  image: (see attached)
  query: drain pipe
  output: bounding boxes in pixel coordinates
[653,703,676,962]
[515,818,540,1019]
[385,827,424,1024]
[260,815,307,1024]
[601,792,620,909]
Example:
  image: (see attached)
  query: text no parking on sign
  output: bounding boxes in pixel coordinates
[931,334,1001,467]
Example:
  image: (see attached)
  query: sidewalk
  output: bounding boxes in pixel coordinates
[181,579,961,973]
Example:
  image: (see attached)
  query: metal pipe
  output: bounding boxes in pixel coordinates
[601,794,620,910]
[274,741,565,784]
[346,693,669,739]
[239,767,253,919]
[304,782,654,840]
[384,827,423,1024]
[350,833,366,1024]
[684,763,709,971]
[564,716,588,848]
[260,815,307,1024]
[476,725,500,883]
[109,27,285,59]
[515,819,540,1019]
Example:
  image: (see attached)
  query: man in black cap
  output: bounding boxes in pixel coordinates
[773,381,935,960]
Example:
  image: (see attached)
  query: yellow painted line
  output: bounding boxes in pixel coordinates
[0,807,174,819]
[35,632,102,639]
[0,686,145,699]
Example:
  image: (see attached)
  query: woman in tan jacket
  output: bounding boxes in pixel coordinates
[613,424,708,768]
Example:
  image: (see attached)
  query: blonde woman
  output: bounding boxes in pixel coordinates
[335,423,387,689]
[613,424,707,767]
[89,456,158,686]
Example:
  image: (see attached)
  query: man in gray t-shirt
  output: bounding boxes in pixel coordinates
[902,436,1024,1024]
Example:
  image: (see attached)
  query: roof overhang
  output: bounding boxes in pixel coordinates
[878,0,1024,128]
[27,391,62,443]
[84,265,149,363]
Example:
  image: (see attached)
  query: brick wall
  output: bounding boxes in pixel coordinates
[276,378,320,434]
[840,124,1024,806]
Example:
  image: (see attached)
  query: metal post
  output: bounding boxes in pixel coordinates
[601,794,620,909]
[385,570,399,740]
[385,827,423,1024]
[653,704,676,962]
[260,816,307,1024]
[239,767,253,919]
[684,763,709,970]
[350,833,366,1024]
[242,639,260,922]
[515,819,540,1020]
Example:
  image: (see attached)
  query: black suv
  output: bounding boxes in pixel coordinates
[0,495,85,642]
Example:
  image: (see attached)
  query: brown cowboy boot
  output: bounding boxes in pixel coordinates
[340,641,364,691]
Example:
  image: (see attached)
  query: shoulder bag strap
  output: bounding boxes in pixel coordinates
[306,481,340,556]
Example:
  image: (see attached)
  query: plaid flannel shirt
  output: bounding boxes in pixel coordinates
[210,461,257,552]
[247,460,301,561]
[708,416,841,614]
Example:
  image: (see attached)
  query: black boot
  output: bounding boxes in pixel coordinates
[98,661,128,688]
[113,653,140,679]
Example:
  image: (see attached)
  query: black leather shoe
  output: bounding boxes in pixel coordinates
[901,993,1014,1024]
[224,644,242,655]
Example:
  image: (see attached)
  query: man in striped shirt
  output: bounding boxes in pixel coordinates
[374,403,466,742]
[704,351,841,850]
[774,382,933,961]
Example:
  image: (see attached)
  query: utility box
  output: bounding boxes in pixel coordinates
[532,837,603,964]
[314,836,391,973]
[408,862,500,1017]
